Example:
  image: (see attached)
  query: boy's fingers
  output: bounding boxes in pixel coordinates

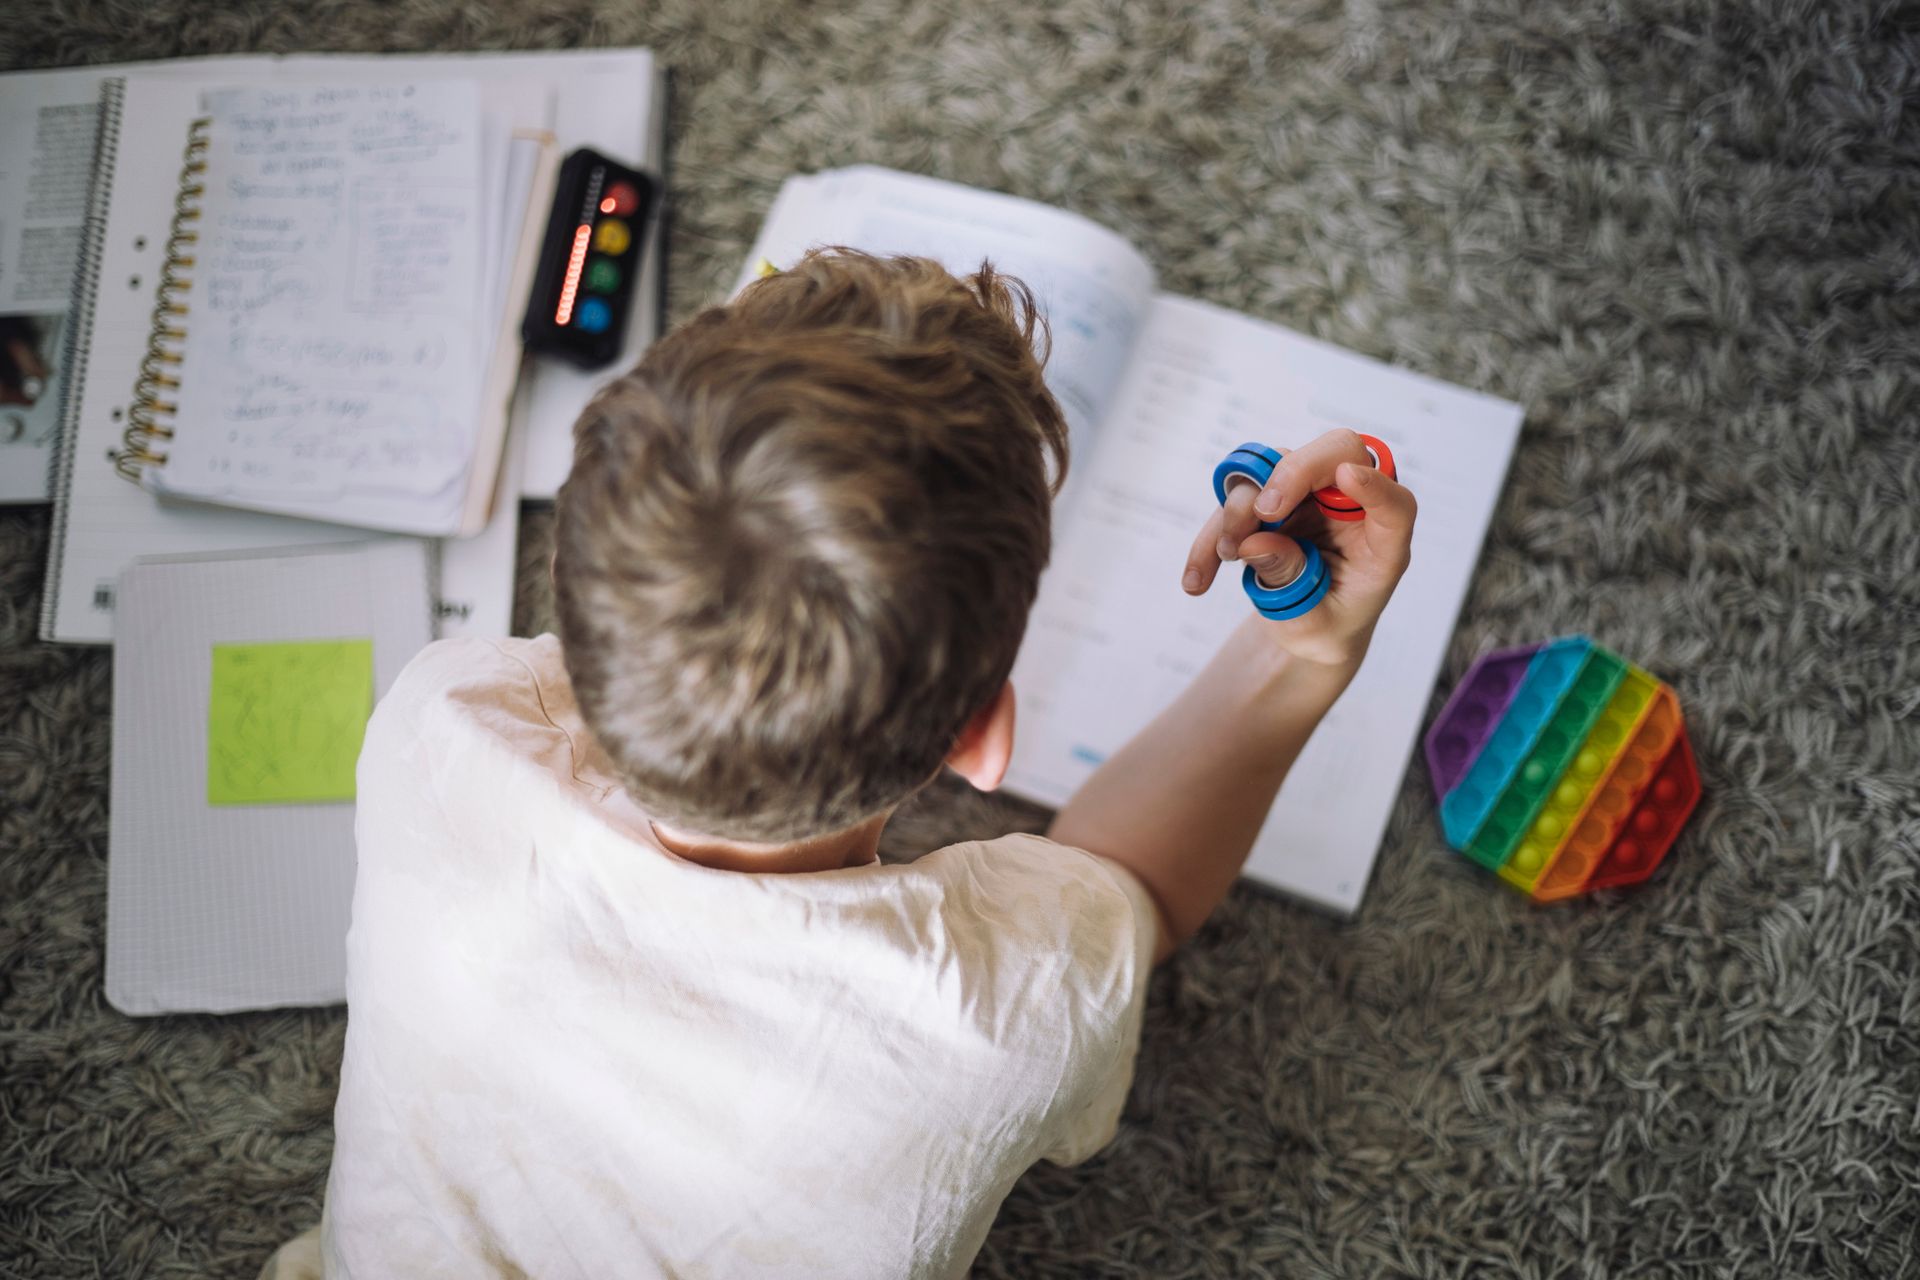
[1254,429,1372,520]
[1338,462,1417,565]
[1213,480,1262,560]
[1272,495,1331,547]
[1239,531,1308,591]
[1182,507,1227,593]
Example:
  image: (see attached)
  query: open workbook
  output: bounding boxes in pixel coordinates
[739,167,1525,915]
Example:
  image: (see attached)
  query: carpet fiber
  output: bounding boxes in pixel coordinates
[4,1,1918,1276]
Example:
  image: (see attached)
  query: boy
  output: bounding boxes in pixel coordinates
[264,249,1414,1278]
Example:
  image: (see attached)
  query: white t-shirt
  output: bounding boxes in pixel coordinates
[274,635,1157,1280]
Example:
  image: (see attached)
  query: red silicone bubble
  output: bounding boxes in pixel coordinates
[1313,434,1397,521]
[1582,731,1701,892]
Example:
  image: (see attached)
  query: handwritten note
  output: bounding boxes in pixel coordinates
[164,82,483,502]
[206,639,374,806]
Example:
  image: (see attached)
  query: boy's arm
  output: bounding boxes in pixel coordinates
[1048,623,1359,962]
[1047,430,1416,963]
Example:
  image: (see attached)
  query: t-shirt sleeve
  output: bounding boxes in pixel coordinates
[956,834,1160,1167]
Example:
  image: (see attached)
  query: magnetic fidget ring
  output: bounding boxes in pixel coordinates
[1241,542,1330,620]
[1213,442,1332,620]
[1212,441,1287,530]
[1311,433,1396,521]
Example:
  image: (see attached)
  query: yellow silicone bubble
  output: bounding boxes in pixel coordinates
[1514,664,1664,897]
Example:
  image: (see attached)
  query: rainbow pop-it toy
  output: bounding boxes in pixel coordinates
[1425,636,1700,900]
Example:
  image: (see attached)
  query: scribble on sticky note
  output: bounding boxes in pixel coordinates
[207,639,375,806]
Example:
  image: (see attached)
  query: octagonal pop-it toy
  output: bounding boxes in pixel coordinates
[1425,636,1700,900]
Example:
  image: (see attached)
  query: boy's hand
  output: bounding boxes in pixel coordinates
[1180,428,1417,669]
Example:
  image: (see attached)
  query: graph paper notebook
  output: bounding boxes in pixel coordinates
[740,167,1525,915]
[105,539,432,1015]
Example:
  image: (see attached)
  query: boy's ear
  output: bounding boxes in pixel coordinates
[946,682,1016,792]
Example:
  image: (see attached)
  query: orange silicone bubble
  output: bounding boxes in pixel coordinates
[1498,666,1658,893]
[1582,732,1700,891]
[1313,434,1396,521]
[1531,686,1682,902]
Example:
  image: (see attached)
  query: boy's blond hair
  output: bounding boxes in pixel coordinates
[553,249,1068,842]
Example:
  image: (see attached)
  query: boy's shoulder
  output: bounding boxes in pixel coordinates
[357,633,653,865]
[366,633,587,782]
[390,632,563,692]
[925,833,1160,981]
[380,634,568,727]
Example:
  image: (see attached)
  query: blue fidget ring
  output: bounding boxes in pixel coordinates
[1211,442,1287,531]
[1213,441,1331,621]
[1241,544,1330,620]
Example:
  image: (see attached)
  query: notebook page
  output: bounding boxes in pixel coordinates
[433,132,549,638]
[439,374,526,639]
[1007,294,1523,915]
[0,69,100,314]
[158,82,484,524]
[106,539,432,1014]
[733,167,1158,480]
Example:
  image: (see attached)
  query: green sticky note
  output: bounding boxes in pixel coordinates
[207,639,375,806]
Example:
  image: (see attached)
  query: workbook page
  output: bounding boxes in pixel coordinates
[0,68,104,500]
[159,82,485,529]
[1007,294,1523,915]
[736,166,1158,480]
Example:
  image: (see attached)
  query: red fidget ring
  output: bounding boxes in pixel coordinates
[1312,434,1396,521]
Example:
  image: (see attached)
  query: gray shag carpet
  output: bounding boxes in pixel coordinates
[4,1,1919,1276]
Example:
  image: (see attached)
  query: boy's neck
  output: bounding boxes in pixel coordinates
[650,811,889,874]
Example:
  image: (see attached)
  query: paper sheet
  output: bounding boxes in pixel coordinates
[0,79,96,313]
[206,638,373,805]
[159,83,484,510]
[0,72,102,501]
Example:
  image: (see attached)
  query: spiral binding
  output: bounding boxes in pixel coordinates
[114,116,209,484]
[40,80,127,638]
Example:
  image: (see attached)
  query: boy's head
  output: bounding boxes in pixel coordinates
[553,249,1067,843]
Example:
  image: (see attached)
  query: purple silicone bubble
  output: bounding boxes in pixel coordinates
[1425,643,1545,797]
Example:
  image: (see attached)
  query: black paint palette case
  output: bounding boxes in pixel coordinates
[521,148,656,370]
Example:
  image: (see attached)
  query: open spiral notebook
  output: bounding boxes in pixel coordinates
[109,80,538,537]
[30,48,668,644]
